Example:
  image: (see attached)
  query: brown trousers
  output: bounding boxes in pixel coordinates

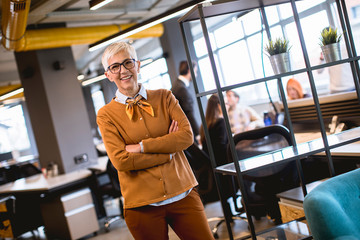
[124,189,215,240]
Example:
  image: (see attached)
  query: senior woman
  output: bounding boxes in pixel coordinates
[96,41,214,240]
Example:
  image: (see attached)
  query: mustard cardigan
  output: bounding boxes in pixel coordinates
[97,89,198,209]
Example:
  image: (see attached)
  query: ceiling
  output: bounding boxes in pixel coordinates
[0,0,195,87]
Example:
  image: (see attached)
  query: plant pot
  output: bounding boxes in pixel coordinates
[321,42,341,63]
[269,52,291,75]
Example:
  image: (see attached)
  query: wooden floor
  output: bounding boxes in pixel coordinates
[20,197,278,240]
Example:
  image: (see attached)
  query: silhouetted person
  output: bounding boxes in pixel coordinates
[171,60,200,143]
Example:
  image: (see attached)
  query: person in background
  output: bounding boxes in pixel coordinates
[286,78,310,100]
[200,94,228,168]
[97,42,214,240]
[225,90,264,134]
[199,93,233,219]
[171,60,200,144]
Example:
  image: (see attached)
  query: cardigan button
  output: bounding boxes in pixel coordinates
[139,117,142,120]
[163,195,166,197]
[159,178,162,181]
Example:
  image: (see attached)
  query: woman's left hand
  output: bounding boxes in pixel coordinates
[168,120,178,133]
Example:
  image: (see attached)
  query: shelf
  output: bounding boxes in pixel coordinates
[195,55,360,98]
[179,0,360,239]
[215,126,360,176]
[180,0,302,22]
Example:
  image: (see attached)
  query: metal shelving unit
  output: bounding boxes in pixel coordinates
[178,0,360,239]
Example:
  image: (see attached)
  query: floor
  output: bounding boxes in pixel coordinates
[18,197,280,240]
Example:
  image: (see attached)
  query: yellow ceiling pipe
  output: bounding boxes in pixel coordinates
[1,0,31,50]
[1,0,164,52]
[0,84,23,101]
[15,24,164,51]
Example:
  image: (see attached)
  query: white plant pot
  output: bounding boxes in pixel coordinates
[269,52,291,75]
[321,42,341,63]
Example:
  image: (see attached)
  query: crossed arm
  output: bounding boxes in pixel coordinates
[125,120,179,153]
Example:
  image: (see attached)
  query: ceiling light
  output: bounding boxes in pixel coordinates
[89,0,114,11]
[89,0,204,52]
[81,74,107,86]
[0,88,24,101]
[77,74,85,81]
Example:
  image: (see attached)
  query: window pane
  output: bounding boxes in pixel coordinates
[194,33,216,57]
[242,9,262,35]
[140,58,170,90]
[296,0,326,13]
[198,56,222,91]
[264,6,279,25]
[161,74,172,90]
[219,41,253,86]
[269,25,283,40]
[214,20,243,48]
[92,90,105,114]
[248,33,272,79]
[278,3,293,20]
[285,10,329,69]
[0,104,30,154]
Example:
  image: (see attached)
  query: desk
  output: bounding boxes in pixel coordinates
[276,180,325,223]
[295,132,360,156]
[0,166,101,239]
[0,170,91,195]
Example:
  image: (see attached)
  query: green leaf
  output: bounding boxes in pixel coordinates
[319,27,342,46]
[264,37,291,56]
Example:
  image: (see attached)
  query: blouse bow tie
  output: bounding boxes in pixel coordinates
[125,95,154,120]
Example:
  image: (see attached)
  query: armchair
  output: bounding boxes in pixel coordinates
[303,168,360,240]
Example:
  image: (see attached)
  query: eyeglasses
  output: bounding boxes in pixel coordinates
[107,59,136,74]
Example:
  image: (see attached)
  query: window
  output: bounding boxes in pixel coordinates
[0,104,31,157]
[140,58,171,90]
[92,90,106,114]
[191,0,353,105]
[352,5,360,19]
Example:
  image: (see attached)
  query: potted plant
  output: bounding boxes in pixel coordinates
[265,37,292,75]
[319,27,342,63]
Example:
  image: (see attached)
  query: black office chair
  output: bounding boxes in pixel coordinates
[228,124,299,224]
[0,195,16,238]
[184,144,218,204]
[0,195,43,239]
[91,159,124,232]
[103,159,124,231]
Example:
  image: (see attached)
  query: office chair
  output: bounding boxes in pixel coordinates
[103,159,124,232]
[0,195,15,238]
[91,159,124,232]
[185,143,243,238]
[0,195,43,239]
[184,144,218,204]
[228,124,299,224]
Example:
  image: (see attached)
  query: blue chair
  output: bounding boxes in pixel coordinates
[303,168,360,240]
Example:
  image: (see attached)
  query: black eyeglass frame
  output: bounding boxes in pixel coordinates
[107,58,136,74]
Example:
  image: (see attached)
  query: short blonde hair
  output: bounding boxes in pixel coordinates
[101,42,138,70]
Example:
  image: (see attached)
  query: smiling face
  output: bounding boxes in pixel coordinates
[104,50,141,97]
